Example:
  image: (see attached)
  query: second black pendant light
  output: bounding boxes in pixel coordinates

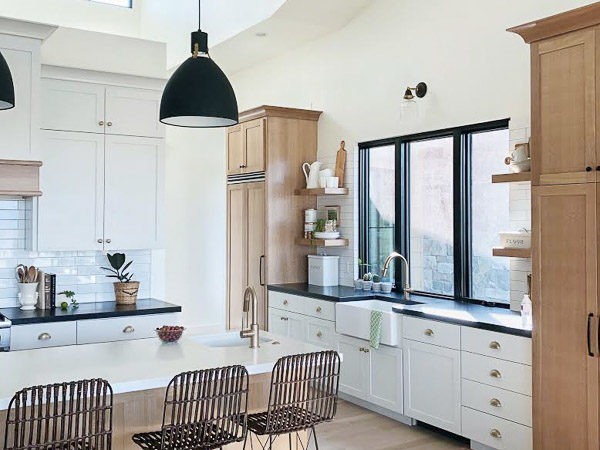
[160,0,238,128]
[0,50,15,110]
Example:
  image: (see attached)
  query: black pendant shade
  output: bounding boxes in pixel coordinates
[160,52,238,128]
[0,51,15,111]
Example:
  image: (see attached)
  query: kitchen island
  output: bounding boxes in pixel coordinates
[0,331,324,449]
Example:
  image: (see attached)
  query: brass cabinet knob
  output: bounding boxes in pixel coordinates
[97,238,103,244]
[489,341,501,350]
[106,239,112,244]
[424,328,434,337]
[123,326,135,334]
[363,348,370,353]
[98,121,104,126]
[359,347,364,352]
[490,398,502,408]
[283,300,288,305]
[316,306,322,313]
[107,122,113,127]
[38,333,51,341]
[316,331,323,338]
[490,369,502,379]
[490,429,502,439]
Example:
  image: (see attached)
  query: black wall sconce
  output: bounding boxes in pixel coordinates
[403,82,427,100]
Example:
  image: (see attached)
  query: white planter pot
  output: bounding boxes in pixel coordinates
[18,282,39,311]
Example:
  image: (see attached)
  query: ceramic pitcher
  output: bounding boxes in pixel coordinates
[302,161,322,189]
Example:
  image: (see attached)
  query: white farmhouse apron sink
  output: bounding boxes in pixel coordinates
[336,300,404,346]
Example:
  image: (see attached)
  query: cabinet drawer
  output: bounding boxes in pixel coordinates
[462,352,532,396]
[461,327,531,365]
[462,407,532,450]
[11,322,77,351]
[305,317,336,348]
[303,297,335,321]
[462,379,531,427]
[77,313,177,344]
[402,316,460,350]
[268,291,304,314]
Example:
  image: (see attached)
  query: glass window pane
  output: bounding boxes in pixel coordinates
[366,145,395,280]
[409,137,454,296]
[471,129,511,303]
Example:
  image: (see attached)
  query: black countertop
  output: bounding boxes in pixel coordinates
[0,299,181,325]
[268,283,532,338]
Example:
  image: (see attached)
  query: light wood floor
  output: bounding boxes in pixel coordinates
[315,400,469,450]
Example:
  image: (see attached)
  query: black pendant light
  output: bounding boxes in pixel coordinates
[160,0,238,128]
[0,50,15,111]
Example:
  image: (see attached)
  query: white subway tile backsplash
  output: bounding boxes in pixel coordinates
[0,198,153,309]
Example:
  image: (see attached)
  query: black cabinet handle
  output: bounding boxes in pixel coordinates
[586,166,593,172]
[588,313,594,357]
[259,255,265,286]
[596,166,600,171]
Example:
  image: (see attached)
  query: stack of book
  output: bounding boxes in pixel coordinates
[36,271,56,310]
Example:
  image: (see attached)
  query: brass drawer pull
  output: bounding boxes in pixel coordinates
[489,341,501,350]
[316,331,323,338]
[123,326,135,334]
[490,398,502,408]
[490,429,502,439]
[490,369,502,379]
[283,300,288,306]
[38,333,51,341]
[424,328,434,337]
[280,317,289,321]
[316,306,322,313]
[363,348,370,353]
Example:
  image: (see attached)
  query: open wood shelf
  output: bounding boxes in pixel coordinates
[492,247,531,258]
[296,238,349,247]
[491,172,531,183]
[294,188,349,196]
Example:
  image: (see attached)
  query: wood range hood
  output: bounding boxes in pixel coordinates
[0,159,42,197]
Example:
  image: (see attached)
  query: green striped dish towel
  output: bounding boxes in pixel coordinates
[370,310,383,349]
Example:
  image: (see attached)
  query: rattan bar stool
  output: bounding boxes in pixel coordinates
[3,378,113,450]
[132,365,249,450]
[244,350,341,450]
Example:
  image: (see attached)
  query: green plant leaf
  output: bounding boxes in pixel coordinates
[121,260,133,274]
[107,253,126,271]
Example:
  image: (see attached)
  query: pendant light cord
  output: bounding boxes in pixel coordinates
[198,0,202,30]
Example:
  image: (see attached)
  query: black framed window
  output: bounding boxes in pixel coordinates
[359,119,511,305]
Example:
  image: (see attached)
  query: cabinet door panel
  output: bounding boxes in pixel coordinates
[369,346,403,413]
[41,79,105,134]
[105,87,164,138]
[0,37,35,159]
[104,135,164,250]
[532,183,599,450]
[247,182,266,329]
[38,131,104,251]
[534,30,596,185]
[268,307,289,337]
[227,184,246,330]
[243,119,265,173]
[287,311,305,341]
[403,339,461,434]
[337,336,369,399]
[227,125,244,175]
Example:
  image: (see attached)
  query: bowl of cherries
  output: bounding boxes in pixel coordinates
[156,325,185,343]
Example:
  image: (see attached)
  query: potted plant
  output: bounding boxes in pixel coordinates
[362,272,373,291]
[355,258,373,289]
[381,277,393,294]
[372,274,381,292]
[58,290,79,311]
[101,253,139,305]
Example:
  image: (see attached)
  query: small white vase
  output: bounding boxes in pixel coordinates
[18,282,39,311]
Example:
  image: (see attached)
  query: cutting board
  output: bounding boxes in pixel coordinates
[334,141,347,187]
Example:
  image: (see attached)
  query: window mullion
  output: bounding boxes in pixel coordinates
[452,130,464,299]
[395,139,408,290]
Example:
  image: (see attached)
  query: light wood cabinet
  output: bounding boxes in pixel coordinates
[227,182,266,330]
[38,130,164,251]
[531,183,599,450]
[510,6,600,449]
[226,118,265,175]
[226,107,321,330]
[41,79,164,138]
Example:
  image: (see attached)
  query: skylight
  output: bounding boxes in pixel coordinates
[90,0,132,8]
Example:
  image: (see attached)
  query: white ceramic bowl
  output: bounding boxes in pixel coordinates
[314,231,340,239]
[508,159,531,173]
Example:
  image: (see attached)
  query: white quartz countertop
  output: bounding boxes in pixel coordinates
[0,332,325,410]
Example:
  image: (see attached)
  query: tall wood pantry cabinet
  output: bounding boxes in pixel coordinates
[509,4,600,449]
[226,106,322,331]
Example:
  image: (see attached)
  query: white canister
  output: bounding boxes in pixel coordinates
[308,255,339,286]
[305,209,317,223]
[326,177,339,188]
[18,282,39,311]
[499,231,531,249]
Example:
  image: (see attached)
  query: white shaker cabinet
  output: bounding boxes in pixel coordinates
[37,131,164,251]
[104,135,164,250]
[38,131,105,251]
[41,79,164,138]
[0,35,39,160]
[403,338,461,435]
[267,308,305,341]
[337,335,370,399]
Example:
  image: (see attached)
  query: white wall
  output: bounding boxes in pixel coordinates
[163,126,227,332]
